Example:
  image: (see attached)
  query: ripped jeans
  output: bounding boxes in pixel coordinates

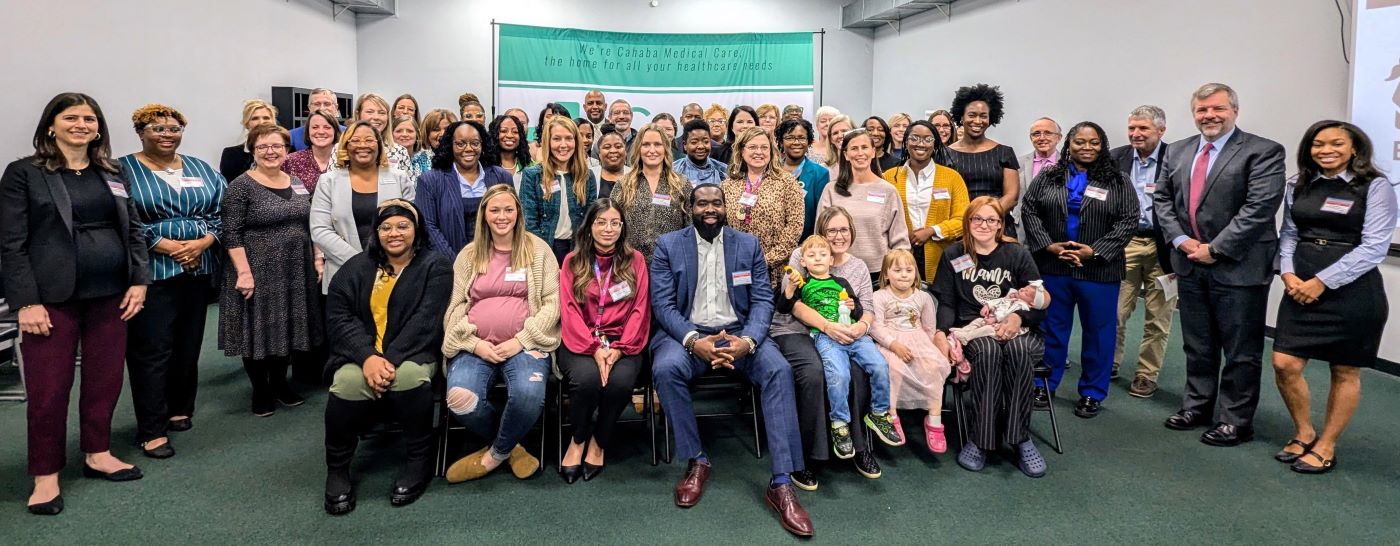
[445,349,549,461]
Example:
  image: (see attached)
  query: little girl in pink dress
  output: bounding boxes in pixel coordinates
[870,250,954,454]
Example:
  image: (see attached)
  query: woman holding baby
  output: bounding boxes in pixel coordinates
[931,196,1048,478]
[1018,121,1139,421]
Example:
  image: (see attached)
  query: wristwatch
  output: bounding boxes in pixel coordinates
[740,336,757,355]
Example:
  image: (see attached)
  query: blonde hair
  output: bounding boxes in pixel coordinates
[800,234,832,254]
[391,116,418,154]
[724,127,785,181]
[335,120,388,170]
[756,104,779,121]
[131,103,187,131]
[616,124,687,211]
[703,103,729,122]
[538,117,592,204]
[418,109,458,151]
[468,185,535,272]
[877,249,920,290]
[889,112,912,128]
[240,99,278,131]
[353,93,392,139]
[823,114,854,167]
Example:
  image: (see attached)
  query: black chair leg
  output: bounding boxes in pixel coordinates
[556,381,565,469]
[648,383,659,466]
[1045,390,1063,454]
[954,384,969,451]
[750,386,762,460]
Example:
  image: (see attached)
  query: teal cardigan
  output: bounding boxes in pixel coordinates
[519,164,598,242]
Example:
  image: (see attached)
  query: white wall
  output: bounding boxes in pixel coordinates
[354,0,872,119]
[0,0,357,165]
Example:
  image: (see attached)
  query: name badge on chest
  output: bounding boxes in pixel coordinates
[739,192,759,207]
[866,191,888,205]
[1084,186,1108,201]
[504,268,528,282]
[179,176,205,188]
[106,180,129,198]
[652,193,672,207]
[1320,197,1354,215]
[932,188,951,201]
[951,254,974,273]
[291,183,310,195]
[731,270,753,286]
[608,281,632,301]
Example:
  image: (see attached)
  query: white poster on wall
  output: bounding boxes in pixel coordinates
[1350,0,1400,245]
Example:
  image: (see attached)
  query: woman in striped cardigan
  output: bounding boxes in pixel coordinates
[440,184,560,483]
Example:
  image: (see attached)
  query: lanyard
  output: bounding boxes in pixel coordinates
[743,173,763,226]
[592,259,614,333]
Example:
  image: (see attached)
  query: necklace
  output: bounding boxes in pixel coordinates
[140,152,178,175]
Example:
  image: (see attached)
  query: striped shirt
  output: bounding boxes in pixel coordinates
[118,154,225,282]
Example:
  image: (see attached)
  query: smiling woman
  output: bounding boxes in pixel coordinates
[721,127,805,284]
[520,116,598,263]
[413,119,513,257]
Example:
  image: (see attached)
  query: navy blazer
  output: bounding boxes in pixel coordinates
[414,165,512,257]
[649,226,774,345]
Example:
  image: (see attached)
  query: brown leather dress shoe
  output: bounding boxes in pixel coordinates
[765,484,814,537]
[674,459,711,507]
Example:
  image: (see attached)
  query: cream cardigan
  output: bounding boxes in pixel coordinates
[441,232,561,357]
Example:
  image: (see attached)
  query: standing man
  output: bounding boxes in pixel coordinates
[608,99,637,146]
[1154,83,1285,446]
[1014,117,1061,239]
[583,89,607,125]
[291,88,343,152]
[1110,105,1175,398]
[649,184,813,537]
[782,104,805,123]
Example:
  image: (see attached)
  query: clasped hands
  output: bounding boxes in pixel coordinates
[1281,272,1325,305]
[1177,238,1218,265]
[692,330,750,370]
[156,236,213,272]
[1045,241,1094,267]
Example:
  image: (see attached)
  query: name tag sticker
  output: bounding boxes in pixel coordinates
[608,282,632,301]
[739,192,759,207]
[106,181,129,198]
[731,270,753,286]
[291,183,310,195]
[1084,186,1109,201]
[179,176,205,188]
[951,254,974,273]
[1321,197,1354,215]
[504,268,527,282]
[932,188,951,200]
[866,191,888,204]
[1145,183,1157,193]
[652,193,672,207]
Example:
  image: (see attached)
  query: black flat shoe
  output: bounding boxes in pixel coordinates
[141,440,175,459]
[1032,387,1050,410]
[82,464,143,482]
[325,491,356,515]
[389,480,428,507]
[558,465,583,484]
[582,463,604,481]
[1164,410,1209,431]
[1073,397,1102,419]
[27,494,63,516]
[1290,451,1336,474]
[275,389,305,408]
[168,418,192,432]
[1274,438,1316,463]
[1200,423,1254,447]
[252,398,276,417]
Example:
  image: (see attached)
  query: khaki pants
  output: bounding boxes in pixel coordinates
[330,361,435,402]
[1114,236,1175,380]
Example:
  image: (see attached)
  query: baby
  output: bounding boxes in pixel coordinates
[950,280,1050,344]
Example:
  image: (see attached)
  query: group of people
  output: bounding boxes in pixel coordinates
[3,81,1392,538]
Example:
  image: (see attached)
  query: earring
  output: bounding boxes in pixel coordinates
[47,130,54,138]
[94,132,101,140]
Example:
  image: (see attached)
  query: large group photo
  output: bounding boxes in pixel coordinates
[3,0,1399,543]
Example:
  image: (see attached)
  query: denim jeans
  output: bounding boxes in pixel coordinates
[813,333,890,423]
[446,350,549,460]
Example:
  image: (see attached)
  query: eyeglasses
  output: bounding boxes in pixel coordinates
[1030,131,1060,139]
[592,219,624,229]
[743,145,771,153]
[969,216,1002,226]
[146,125,184,134]
[823,227,851,237]
[906,136,937,145]
[378,222,413,234]
[781,136,807,143]
[453,140,482,149]
[254,144,286,152]
[931,122,953,129]
[348,138,378,146]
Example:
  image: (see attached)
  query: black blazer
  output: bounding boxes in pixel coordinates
[1153,129,1285,286]
[1110,142,1173,274]
[0,158,151,308]
[219,144,253,183]
[324,249,454,380]
[1020,163,1140,283]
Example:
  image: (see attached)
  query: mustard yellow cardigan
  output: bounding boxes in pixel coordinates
[883,164,970,281]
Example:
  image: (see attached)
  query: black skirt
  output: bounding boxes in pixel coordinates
[1273,242,1387,366]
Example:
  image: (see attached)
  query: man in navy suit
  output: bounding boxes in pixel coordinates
[649,183,812,538]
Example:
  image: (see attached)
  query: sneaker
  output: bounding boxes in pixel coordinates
[854,450,881,479]
[1129,376,1158,398]
[790,469,818,492]
[1033,387,1050,410]
[830,423,855,459]
[925,421,947,454]
[864,413,905,447]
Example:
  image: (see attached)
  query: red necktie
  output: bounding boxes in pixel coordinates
[1187,142,1213,240]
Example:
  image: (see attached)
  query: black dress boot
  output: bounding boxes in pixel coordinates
[386,384,435,507]
[243,358,275,417]
[324,395,373,515]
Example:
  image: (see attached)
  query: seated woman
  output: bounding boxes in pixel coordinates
[322,199,453,515]
[442,184,561,482]
[557,199,651,483]
[931,196,1048,478]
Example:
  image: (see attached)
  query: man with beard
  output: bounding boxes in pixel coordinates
[672,120,728,186]
[647,184,813,538]
[608,99,637,146]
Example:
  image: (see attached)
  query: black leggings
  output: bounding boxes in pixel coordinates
[558,350,642,451]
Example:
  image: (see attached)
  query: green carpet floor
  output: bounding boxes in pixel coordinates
[2,306,1399,544]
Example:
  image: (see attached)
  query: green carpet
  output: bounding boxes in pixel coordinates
[2,306,1399,544]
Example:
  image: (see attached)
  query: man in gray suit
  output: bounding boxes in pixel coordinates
[1153,83,1285,446]
[1014,117,1061,241]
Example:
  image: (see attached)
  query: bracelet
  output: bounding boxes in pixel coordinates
[19,304,38,311]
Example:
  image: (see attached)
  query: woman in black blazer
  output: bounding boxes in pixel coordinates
[321,199,453,515]
[1020,121,1139,419]
[0,92,151,516]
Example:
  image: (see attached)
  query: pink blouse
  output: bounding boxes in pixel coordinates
[467,248,530,344]
[559,249,651,355]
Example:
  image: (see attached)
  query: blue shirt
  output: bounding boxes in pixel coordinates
[455,162,488,198]
[1128,144,1162,229]
[672,157,727,186]
[1278,172,1399,289]
[118,154,226,282]
[1066,165,1088,241]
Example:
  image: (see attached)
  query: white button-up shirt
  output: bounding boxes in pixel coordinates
[689,230,738,329]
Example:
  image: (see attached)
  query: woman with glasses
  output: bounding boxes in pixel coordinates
[118,103,225,459]
[218,124,324,417]
[884,120,969,281]
[817,129,910,284]
[927,110,957,148]
[931,196,1048,478]
[414,120,513,257]
[720,127,804,284]
[556,199,651,483]
[775,119,830,240]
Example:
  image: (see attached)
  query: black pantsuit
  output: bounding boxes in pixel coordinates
[774,333,872,462]
[127,274,211,442]
[558,351,643,450]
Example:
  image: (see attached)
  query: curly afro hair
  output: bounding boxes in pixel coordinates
[949,83,1005,127]
[131,103,187,131]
